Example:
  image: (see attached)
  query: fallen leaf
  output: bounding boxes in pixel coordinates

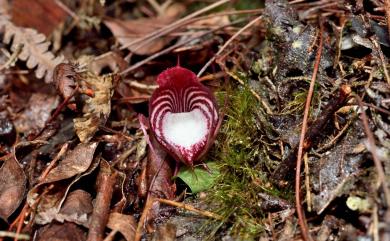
[11,0,69,36]
[13,93,59,135]
[58,189,93,226]
[0,154,26,221]
[35,222,86,241]
[40,142,98,184]
[104,3,185,55]
[27,143,98,225]
[107,212,136,241]
[176,162,220,193]
[73,66,115,142]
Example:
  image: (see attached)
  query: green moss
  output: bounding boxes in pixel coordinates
[205,80,286,240]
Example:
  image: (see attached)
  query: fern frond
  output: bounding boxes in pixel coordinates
[1,19,64,82]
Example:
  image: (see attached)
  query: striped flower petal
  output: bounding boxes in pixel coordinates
[149,66,219,166]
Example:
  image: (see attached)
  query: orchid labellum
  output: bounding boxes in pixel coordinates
[149,66,219,167]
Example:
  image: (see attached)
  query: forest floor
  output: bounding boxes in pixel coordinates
[0,0,390,240]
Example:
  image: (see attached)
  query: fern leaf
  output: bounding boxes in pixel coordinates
[1,20,64,82]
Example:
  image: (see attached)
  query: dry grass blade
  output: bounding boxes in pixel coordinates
[355,95,390,207]
[197,15,263,77]
[1,20,64,83]
[120,17,247,75]
[295,20,325,241]
[119,0,229,52]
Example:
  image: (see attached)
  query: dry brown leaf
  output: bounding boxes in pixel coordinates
[11,0,69,36]
[27,143,98,224]
[107,212,136,241]
[104,3,185,55]
[0,154,26,221]
[74,71,115,143]
[13,93,59,135]
[36,222,86,241]
[1,19,65,82]
[40,142,98,185]
[58,189,93,227]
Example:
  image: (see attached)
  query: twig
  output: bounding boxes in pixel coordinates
[370,36,390,85]
[134,196,154,241]
[87,161,117,241]
[384,0,390,44]
[315,117,354,153]
[38,143,69,182]
[295,21,325,241]
[120,0,230,51]
[0,231,29,240]
[355,95,390,207]
[303,153,312,212]
[226,70,273,114]
[120,18,247,75]
[273,85,352,182]
[197,15,262,77]
[155,198,223,220]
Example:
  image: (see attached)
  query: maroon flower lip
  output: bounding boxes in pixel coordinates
[149,66,219,166]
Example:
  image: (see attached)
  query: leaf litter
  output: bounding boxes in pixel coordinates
[0,0,390,240]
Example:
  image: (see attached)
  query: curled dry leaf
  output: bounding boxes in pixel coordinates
[11,0,69,36]
[35,222,86,241]
[34,142,98,187]
[104,3,185,55]
[0,19,65,82]
[57,189,93,227]
[13,93,59,135]
[27,143,98,224]
[53,63,80,101]
[0,154,26,221]
[107,212,136,241]
[73,66,115,143]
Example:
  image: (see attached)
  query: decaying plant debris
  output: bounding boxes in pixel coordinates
[0,0,390,240]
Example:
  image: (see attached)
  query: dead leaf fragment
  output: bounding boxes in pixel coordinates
[58,189,93,226]
[104,18,173,55]
[27,143,98,225]
[11,0,69,36]
[36,222,86,241]
[107,212,136,241]
[104,3,185,55]
[74,72,114,142]
[0,154,27,221]
[40,142,98,184]
[13,93,59,134]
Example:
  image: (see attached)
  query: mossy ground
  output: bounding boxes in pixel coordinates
[204,80,292,240]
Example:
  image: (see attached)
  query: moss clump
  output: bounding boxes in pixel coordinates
[205,81,285,240]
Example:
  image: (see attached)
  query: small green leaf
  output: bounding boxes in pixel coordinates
[176,162,220,193]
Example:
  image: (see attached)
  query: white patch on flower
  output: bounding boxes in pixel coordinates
[162,109,208,148]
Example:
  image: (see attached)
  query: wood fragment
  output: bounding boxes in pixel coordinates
[87,161,117,241]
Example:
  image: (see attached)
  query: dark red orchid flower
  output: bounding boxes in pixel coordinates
[149,66,220,167]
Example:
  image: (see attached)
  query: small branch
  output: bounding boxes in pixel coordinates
[120,0,230,51]
[295,20,325,241]
[227,70,273,114]
[370,36,390,85]
[197,15,263,77]
[87,161,117,241]
[384,0,390,44]
[120,18,247,76]
[155,198,223,220]
[273,84,352,183]
[0,231,29,240]
[134,196,154,241]
[355,95,390,207]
